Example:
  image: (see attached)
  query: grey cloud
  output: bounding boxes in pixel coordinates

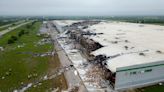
[0,0,164,16]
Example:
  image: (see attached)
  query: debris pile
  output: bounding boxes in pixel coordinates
[68,86,79,92]
[37,38,52,45]
[51,88,59,92]
[33,51,55,57]
[17,43,26,48]
[84,65,108,88]
[17,51,55,57]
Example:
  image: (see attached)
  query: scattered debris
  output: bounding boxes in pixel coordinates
[43,75,48,80]
[13,90,18,92]
[33,51,55,57]
[16,65,74,91]
[37,38,51,45]
[9,68,12,72]
[21,82,24,85]
[33,73,38,77]
[84,65,108,88]
[19,83,33,92]
[38,82,42,86]
[0,46,4,51]
[16,43,26,48]
[5,72,10,76]
[27,74,32,79]
[51,88,59,92]
[68,86,79,92]
[1,76,5,80]
[17,51,55,57]
[33,85,37,88]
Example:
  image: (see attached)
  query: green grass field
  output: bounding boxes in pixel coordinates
[0,21,67,92]
[137,84,164,92]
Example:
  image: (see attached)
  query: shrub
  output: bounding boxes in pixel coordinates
[7,35,18,44]
[11,36,18,41]
[8,39,14,44]
[24,31,29,34]
[12,23,16,26]
[18,30,25,37]
[26,25,31,29]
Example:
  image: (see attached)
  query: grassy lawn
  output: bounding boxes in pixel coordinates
[0,21,67,92]
[138,85,164,92]
[151,23,164,26]
[26,54,67,92]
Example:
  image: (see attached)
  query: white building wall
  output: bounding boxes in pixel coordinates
[114,61,164,90]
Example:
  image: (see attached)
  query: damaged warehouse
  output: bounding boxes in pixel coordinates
[64,21,164,90]
[55,20,164,91]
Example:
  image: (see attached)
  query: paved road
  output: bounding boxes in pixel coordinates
[47,22,88,92]
[0,20,26,29]
[0,21,32,37]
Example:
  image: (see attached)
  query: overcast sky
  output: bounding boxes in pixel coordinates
[0,0,164,16]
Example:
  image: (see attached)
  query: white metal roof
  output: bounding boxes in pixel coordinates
[87,21,164,72]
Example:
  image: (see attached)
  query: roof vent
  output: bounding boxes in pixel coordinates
[124,46,128,50]
[125,40,129,43]
[139,52,145,56]
[156,50,162,54]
